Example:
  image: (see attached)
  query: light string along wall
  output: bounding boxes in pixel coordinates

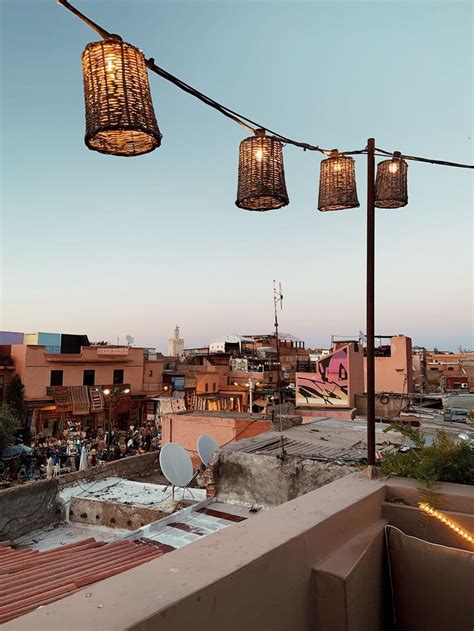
[58,0,473,213]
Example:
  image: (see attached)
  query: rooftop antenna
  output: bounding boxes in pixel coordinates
[273,280,283,375]
[159,443,194,500]
[272,281,286,460]
[125,335,134,346]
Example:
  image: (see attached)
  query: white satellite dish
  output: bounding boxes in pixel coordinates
[197,435,219,466]
[159,443,193,487]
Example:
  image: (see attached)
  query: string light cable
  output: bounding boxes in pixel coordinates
[57,0,473,169]
[418,502,474,545]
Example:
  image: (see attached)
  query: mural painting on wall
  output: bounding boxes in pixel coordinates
[296,347,349,407]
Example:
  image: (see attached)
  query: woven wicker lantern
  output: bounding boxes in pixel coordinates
[318,150,359,212]
[236,129,289,211]
[82,39,161,156]
[375,152,408,208]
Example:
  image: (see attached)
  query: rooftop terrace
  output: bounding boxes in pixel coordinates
[4,473,473,630]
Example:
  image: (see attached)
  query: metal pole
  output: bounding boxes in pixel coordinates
[107,398,113,457]
[366,138,376,469]
[249,378,253,415]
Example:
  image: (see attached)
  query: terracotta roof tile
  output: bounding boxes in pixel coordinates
[0,537,170,623]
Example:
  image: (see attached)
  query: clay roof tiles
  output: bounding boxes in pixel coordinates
[0,538,165,624]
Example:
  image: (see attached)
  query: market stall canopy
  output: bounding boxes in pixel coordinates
[1,444,33,460]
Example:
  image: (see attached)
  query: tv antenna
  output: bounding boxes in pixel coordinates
[159,443,194,500]
[272,281,286,460]
[273,280,283,380]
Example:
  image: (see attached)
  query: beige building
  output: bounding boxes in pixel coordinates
[167,325,184,357]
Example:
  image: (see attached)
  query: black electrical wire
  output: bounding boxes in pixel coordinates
[57,0,474,169]
[376,147,473,169]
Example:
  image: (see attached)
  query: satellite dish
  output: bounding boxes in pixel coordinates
[159,443,193,487]
[125,335,134,346]
[197,435,219,466]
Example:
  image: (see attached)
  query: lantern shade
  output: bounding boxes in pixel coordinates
[82,40,161,156]
[318,152,359,211]
[375,155,408,208]
[236,130,289,211]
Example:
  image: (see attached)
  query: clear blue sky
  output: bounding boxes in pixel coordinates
[1,1,472,352]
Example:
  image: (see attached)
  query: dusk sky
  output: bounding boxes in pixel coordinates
[1,1,472,352]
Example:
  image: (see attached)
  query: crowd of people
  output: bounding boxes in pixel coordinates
[2,423,160,482]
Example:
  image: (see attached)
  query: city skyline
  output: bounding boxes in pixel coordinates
[1,1,472,352]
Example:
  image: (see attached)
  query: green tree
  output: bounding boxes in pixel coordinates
[0,404,21,453]
[381,424,474,486]
[6,375,25,420]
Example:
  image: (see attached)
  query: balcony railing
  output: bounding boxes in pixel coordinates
[46,384,131,397]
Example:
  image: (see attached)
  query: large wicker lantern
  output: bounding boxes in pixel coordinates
[375,152,408,208]
[82,39,162,156]
[236,129,289,211]
[318,150,359,212]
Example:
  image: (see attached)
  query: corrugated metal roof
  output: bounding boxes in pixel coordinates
[224,419,399,463]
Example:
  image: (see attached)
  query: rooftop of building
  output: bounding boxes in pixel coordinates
[59,477,206,510]
[2,494,264,624]
[3,474,472,630]
[223,417,402,464]
[166,410,301,423]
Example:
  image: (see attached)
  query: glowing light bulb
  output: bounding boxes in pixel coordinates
[389,161,399,174]
[332,161,342,173]
[105,53,118,81]
[255,148,263,162]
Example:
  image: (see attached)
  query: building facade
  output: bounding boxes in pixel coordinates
[167,326,185,357]
[7,342,163,437]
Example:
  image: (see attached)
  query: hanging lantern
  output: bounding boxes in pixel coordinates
[82,39,162,156]
[236,129,289,211]
[375,152,408,208]
[318,150,359,212]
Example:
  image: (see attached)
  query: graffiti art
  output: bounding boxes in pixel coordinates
[296,347,349,407]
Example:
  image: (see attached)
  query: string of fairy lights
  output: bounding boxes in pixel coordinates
[59,0,472,215]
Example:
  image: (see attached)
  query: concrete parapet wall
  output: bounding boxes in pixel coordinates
[210,450,355,507]
[311,518,389,631]
[0,452,159,542]
[0,479,61,541]
[56,451,158,490]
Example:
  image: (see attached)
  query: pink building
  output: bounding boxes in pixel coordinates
[161,412,272,465]
[9,343,163,436]
[295,336,413,416]
[367,336,413,394]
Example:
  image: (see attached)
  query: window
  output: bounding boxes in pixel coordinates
[148,370,153,377]
[113,369,124,384]
[213,382,217,392]
[447,367,454,371]
[429,367,438,371]
[50,370,63,386]
[83,370,95,386]
[205,383,209,392]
